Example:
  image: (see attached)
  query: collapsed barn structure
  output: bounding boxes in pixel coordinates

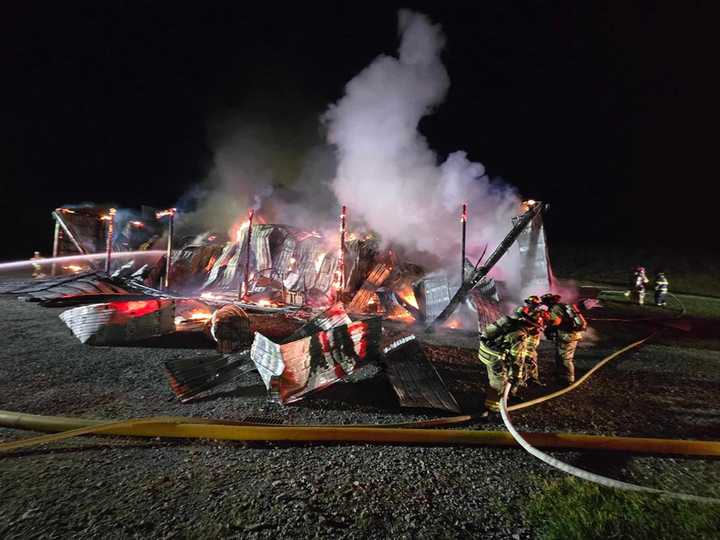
[2,201,551,412]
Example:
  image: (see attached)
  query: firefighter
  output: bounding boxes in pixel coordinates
[540,293,587,385]
[655,272,669,306]
[478,305,549,414]
[30,251,45,278]
[626,266,650,305]
[522,295,545,385]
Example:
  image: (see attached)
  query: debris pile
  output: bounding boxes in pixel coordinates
[2,200,552,413]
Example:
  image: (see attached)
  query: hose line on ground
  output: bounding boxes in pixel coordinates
[499,384,720,504]
[2,409,720,458]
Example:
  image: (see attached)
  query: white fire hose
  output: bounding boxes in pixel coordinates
[499,384,720,504]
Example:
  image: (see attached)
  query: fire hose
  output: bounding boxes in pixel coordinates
[500,384,720,504]
[2,409,720,458]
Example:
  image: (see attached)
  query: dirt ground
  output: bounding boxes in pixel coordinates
[1,286,719,539]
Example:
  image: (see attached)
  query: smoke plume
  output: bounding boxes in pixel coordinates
[324,10,520,273]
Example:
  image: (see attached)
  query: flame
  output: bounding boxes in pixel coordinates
[204,255,218,272]
[130,220,144,228]
[62,264,83,273]
[257,299,273,307]
[155,208,176,219]
[296,230,323,242]
[396,285,418,309]
[174,308,212,326]
[112,300,160,317]
[446,320,461,329]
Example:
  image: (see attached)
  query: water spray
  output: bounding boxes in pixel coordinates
[0,251,165,272]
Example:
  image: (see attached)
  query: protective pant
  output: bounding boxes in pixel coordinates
[655,290,667,306]
[555,331,581,384]
[522,333,541,384]
[478,340,507,412]
[31,263,44,279]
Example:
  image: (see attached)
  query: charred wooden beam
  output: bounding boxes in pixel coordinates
[426,201,545,331]
[347,263,391,314]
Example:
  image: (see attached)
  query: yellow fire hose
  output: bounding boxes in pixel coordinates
[2,410,720,457]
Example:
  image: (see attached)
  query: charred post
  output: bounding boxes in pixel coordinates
[156,208,177,290]
[241,208,255,301]
[101,208,116,274]
[461,202,467,284]
[338,205,347,292]
[51,219,61,276]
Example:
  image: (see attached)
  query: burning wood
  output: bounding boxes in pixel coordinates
[347,263,392,314]
[210,304,251,353]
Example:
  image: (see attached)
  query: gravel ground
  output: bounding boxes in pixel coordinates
[1,289,719,539]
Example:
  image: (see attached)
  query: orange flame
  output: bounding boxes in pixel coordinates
[396,285,418,309]
[62,264,83,273]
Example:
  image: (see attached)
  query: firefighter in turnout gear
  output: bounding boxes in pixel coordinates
[655,272,669,306]
[540,293,587,384]
[478,304,551,413]
[30,251,45,278]
[522,295,545,385]
[626,266,650,305]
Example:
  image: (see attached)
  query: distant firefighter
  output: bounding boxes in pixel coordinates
[478,305,549,413]
[655,272,669,306]
[541,293,587,384]
[30,251,45,278]
[625,266,650,305]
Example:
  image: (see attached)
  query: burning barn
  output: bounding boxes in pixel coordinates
[1,197,553,412]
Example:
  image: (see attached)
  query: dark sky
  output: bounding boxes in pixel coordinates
[1,2,715,260]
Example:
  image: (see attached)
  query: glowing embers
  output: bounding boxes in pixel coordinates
[59,299,175,344]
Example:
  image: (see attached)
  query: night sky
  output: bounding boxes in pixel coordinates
[1,2,715,261]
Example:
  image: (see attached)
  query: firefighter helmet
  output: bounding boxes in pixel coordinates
[541,293,561,306]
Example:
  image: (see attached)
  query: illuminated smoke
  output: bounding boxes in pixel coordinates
[324,10,521,274]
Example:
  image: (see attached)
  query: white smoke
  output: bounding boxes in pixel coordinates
[324,10,521,275]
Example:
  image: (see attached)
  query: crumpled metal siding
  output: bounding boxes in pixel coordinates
[383,335,461,413]
[59,300,175,345]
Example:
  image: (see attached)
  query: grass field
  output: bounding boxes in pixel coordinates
[550,242,720,297]
[525,477,720,540]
